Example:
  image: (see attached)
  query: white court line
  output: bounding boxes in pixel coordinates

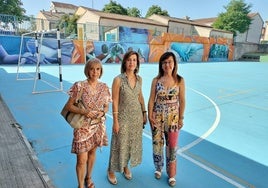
[140,87,247,188]
[63,81,247,187]
[177,87,221,153]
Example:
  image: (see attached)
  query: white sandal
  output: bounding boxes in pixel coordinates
[168,177,176,187]
[154,171,161,179]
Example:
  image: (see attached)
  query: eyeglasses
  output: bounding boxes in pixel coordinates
[161,61,173,65]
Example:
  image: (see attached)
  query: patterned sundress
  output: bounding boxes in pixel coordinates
[108,74,144,172]
[152,80,180,178]
[68,80,111,154]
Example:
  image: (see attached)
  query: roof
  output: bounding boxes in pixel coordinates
[78,6,166,27]
[51,1,78,10]
[149,14,213,28]
[39,10,66,20]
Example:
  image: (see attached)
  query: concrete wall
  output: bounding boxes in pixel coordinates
[234,43,258,60]
[234,43,268,60]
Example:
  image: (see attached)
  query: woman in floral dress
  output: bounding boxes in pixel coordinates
[107,50,147,185]
[148,51,186,187]
[65,58,111,188]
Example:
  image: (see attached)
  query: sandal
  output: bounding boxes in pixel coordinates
[123,167,132,180]
[154,171,162,179]
[107,171,117,185]
[168,177,176,187]
[85,177,95,188]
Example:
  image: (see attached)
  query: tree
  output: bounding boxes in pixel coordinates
[102,1,128,15]
[57,14,80,36]
[145,5,169,18]
[212,0,252,36]
[0,0,25,19]
[127,7,141,17]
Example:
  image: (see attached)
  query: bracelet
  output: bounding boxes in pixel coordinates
[113,112,119,114]
[143,111,147,113]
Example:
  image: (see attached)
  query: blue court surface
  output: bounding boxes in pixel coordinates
[0,62,267,188]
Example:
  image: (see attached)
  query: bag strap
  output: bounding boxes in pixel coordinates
[76,81,84,103]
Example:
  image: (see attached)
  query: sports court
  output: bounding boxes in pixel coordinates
[0,61,267,188]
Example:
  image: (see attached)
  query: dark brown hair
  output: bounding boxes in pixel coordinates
[157,51,182,83]
[121,50,140,74]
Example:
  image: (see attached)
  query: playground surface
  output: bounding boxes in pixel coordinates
[0,62,267,188]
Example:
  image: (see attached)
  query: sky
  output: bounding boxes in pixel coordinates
[21,0,268,21]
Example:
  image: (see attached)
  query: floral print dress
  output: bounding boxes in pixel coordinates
[152,80,180,178]
[68,80,111,154]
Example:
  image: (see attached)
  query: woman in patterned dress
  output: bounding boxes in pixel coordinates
[107,50,147,185]
[65,58,111,188]
[148,51,186,187]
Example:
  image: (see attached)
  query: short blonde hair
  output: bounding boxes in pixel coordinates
[84,58,103,78]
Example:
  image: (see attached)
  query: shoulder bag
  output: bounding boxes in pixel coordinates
[61,82,85,129]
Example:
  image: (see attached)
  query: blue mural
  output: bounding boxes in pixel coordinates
[0,35,74,65]
[0,26,230,64]
[170,42,204,62]
[208,44,229,61]
[119,27,148,44]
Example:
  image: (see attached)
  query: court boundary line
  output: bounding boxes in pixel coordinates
[53,73,252,188]
[140,87,253,188]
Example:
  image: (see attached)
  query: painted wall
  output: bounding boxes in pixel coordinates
[0,26,233,65]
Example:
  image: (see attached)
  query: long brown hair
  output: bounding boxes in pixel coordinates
[157,51,182,83]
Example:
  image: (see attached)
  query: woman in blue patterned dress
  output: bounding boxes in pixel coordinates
[148,51,186,187]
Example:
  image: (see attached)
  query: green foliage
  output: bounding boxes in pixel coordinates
[102,1,128,15]
[127,7,141,17]
[0,0,25,20]
[212,0,252,36]
[145,5,169,18]
[57,14,80,36]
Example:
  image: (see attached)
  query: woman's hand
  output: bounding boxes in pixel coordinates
[96,110,105,118]
[143,113,147,127]
[85,111,97,119]
[148,113,156,129]
[178,119,184,129]
[113,122,120,134]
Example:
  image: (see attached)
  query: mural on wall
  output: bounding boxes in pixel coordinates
[0,26,233,64]
[170,42,204,62]
[0,35,74,65]
[208,44,229,61]
[93,41,149,64]
[119,27,148,44]
[0,36,20,64]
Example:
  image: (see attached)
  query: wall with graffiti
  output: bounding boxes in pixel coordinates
[0,26,233,65]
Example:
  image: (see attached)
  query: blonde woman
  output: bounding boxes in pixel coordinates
[65,58,111,188]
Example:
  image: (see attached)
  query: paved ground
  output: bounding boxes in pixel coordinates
[0,95,54,188]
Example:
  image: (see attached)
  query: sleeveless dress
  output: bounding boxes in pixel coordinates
[108,74,144,172]
[152,80,180,178]
[68,80,111,154]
